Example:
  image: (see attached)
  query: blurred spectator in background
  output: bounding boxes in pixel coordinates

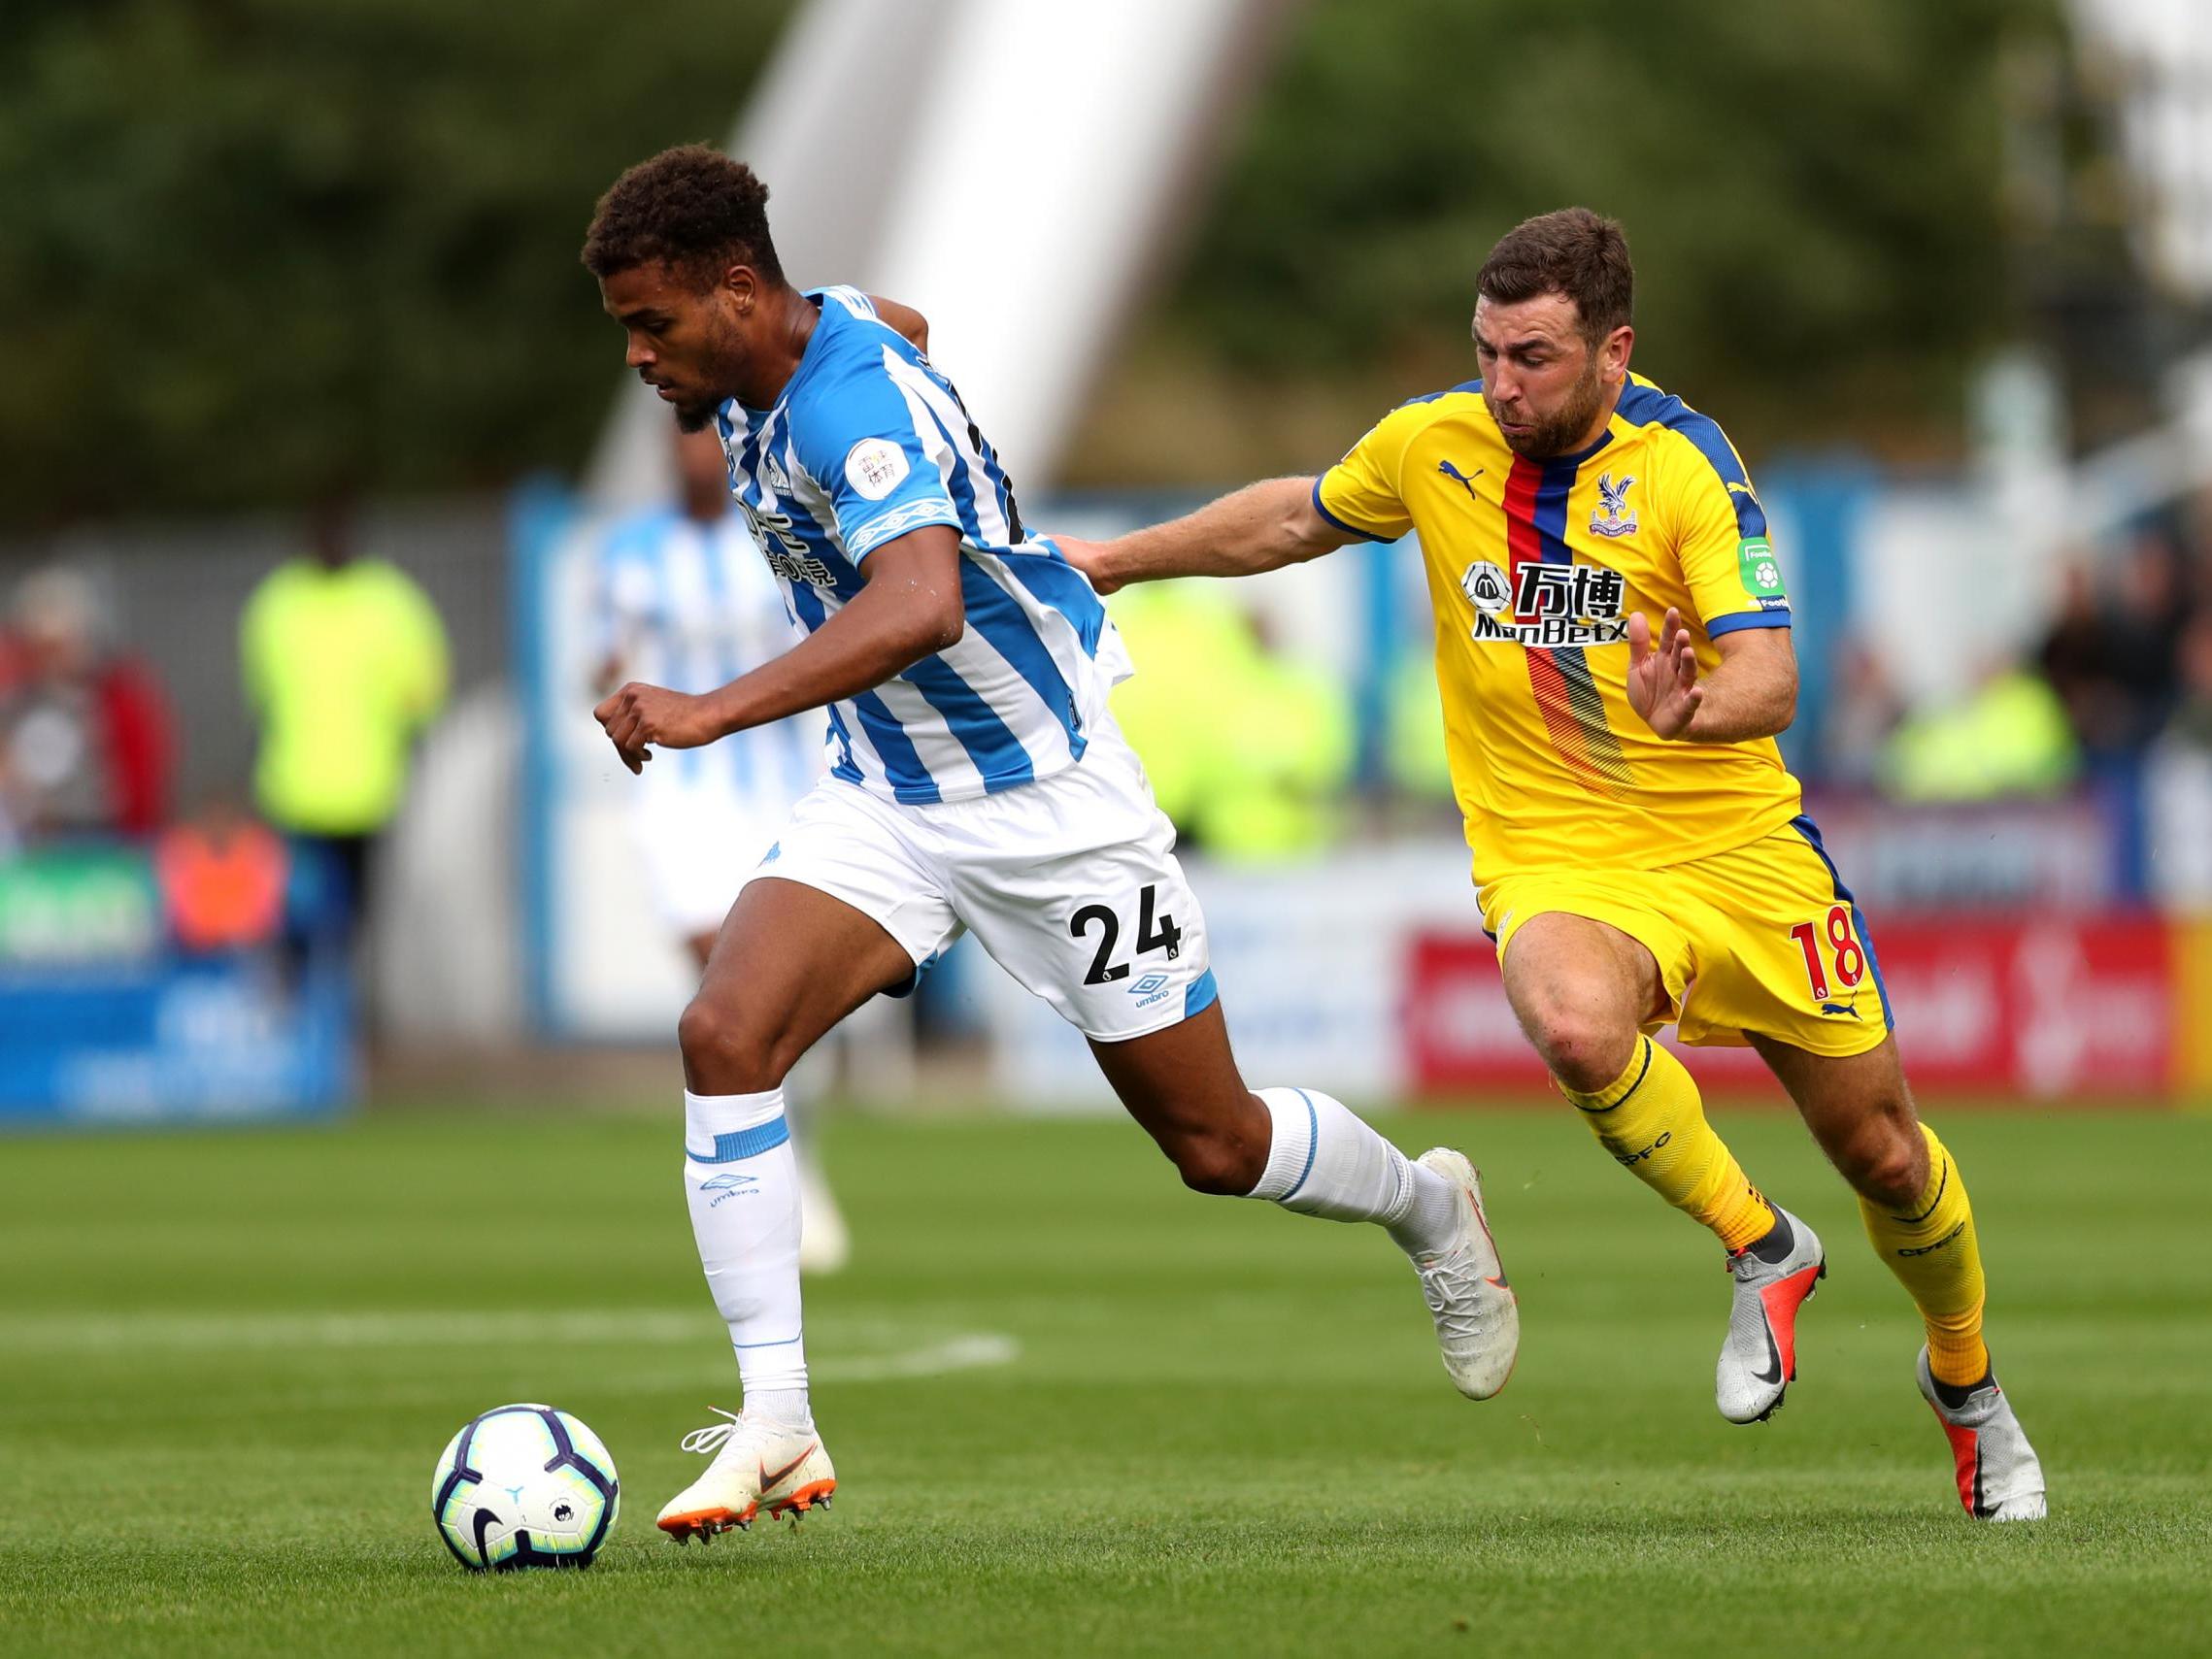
[1109,584,1353,863]
[2037,531,2190,761]
[592,423,850,1273]
[2145,609,2212,903]
[0,565,172,844]
[1820,640,1909,792]
[156,797,289,957]
[592,426,821,969]
[1385,649,1458,812]
[2105,527,2188,734]
[1880,656,2078,802]
[2036,560,2133,757]
[2162,609,2212,751]
[240,501,449,946]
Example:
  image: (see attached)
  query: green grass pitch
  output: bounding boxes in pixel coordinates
[3,1104,2208,1657]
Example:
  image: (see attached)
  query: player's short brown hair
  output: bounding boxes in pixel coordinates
[582,144,784,288]
[1477,208,1633,345]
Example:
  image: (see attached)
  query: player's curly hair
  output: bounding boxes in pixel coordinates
[1477,208,1632,345]
[582,144,785,288]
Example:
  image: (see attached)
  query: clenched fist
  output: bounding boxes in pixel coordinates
[592,681,724,775]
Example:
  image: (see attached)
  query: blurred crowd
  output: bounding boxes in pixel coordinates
[0,566,172,851]
[1803,495,2212,807]
[0,514,448,969]
[3,475,2209,950]
[2037,510,2212,771]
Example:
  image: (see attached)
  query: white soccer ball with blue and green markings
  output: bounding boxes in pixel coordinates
[431,1403,620,1570]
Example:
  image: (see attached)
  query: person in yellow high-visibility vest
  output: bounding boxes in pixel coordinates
[1109,582,1353,864]
[240,504,449,941]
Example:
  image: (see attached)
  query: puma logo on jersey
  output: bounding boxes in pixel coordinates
[1437,459,1484,500]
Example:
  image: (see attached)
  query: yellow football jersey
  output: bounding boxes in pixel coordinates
[1317,371,1801,879]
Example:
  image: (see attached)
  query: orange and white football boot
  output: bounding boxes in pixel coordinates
[656,1407,836,1542]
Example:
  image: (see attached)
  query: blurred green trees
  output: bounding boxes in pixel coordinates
[0,0,791,524]
[1077,0,2082,481]
[3,0,2085,522]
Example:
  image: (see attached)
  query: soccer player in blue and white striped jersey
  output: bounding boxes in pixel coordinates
[582,146,1516,1542]
[593,421,848,1274]
[593,424,822,947]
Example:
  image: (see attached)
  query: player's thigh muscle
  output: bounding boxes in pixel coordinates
[1496,910,1671,1079]
[682,877,915,1093]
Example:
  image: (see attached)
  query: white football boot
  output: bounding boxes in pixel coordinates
[1716,1204,1826,1424]
[656,1408,836,1542]
[1916,1346,2047,1521]
[1410,1148,1520,1399]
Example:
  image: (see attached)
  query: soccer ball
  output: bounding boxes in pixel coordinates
[431,1403,620,1571]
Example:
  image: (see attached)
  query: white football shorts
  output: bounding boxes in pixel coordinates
[632,777,799,939]
[744,722,1217,1042]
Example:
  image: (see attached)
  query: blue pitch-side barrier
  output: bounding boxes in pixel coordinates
[0,957,353,1126]
[0,843,355,1128]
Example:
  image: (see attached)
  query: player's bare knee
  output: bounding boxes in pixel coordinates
[677,995,786,1095]
[1526,1006,1636,1094]
[1842,1116,1926,1210]
[1165,1127,1261,1197]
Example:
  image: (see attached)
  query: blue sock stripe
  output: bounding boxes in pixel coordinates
[686,1112,790,1164]
[1280,1088,1322,1202]
[731,1332,803,1350]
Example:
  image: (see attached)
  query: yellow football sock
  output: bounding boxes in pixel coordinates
[1561,1035,1776,1253]
[1861,1123,1989,1387]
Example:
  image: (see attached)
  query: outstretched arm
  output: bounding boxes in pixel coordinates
[593,524,962,773]
[1056,477,1356,594]
[1625,609,1796,743]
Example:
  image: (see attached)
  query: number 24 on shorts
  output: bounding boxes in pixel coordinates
[1069,883,1184,986]
[1789,904,1865,1002]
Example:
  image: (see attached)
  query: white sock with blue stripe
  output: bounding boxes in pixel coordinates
[684,1087,810,1428]
[1247,1086,1460,1256]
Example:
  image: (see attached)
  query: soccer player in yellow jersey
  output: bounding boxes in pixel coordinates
[1061,209,2045,1521]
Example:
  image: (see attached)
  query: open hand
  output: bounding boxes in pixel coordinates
[1625,608,1703,740]
[591,681,721,775]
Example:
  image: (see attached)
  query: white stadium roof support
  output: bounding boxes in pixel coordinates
[586,0,1286,512]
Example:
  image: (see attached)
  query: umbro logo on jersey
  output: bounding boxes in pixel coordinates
[1437,458,1485,500]
[1590,472,1638,539]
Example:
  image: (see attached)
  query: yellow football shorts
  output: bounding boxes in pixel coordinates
[1477,814,1893,1058]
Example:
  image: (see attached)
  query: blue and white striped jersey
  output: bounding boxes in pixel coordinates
[713,285,1128,805]
[595,506,823,808]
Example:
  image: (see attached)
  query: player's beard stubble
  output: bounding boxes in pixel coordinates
[1490,354,1609,459]
[673,305,748,432]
